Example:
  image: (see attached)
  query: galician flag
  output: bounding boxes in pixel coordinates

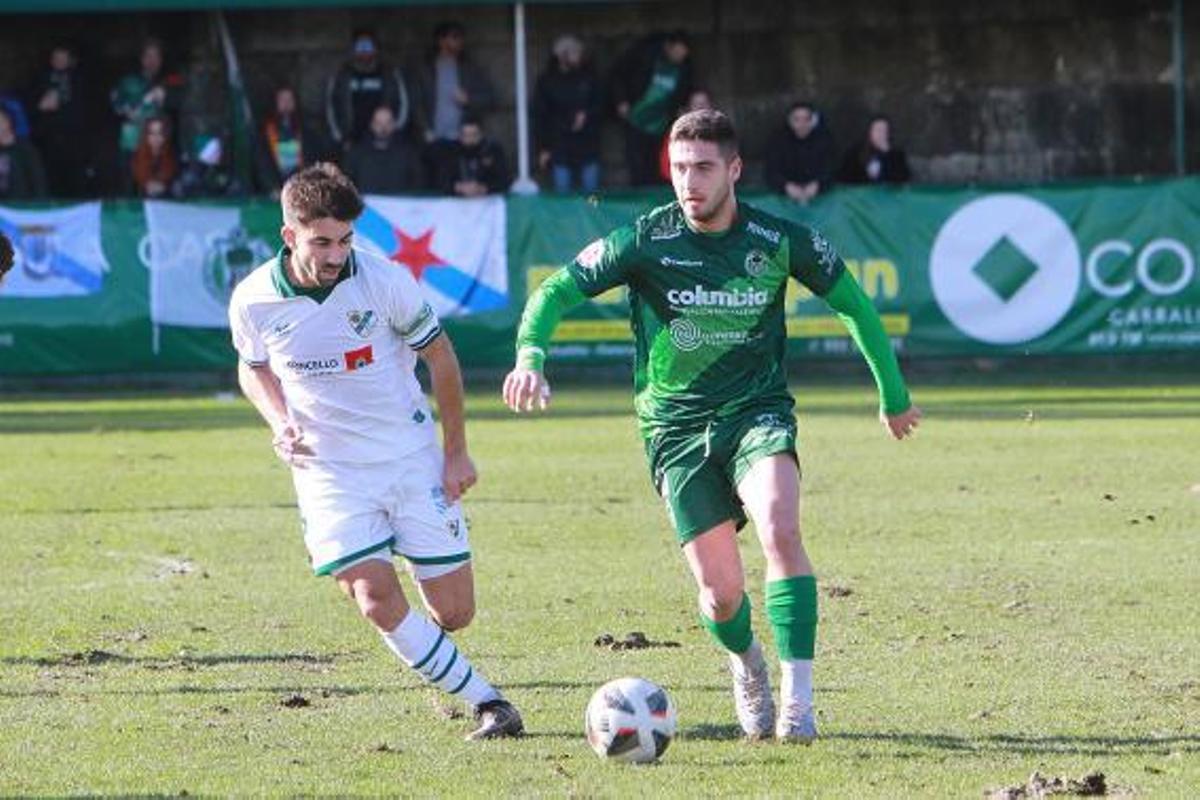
[146,200,274,328]
[354,195,508,318]
[0,202,109,298]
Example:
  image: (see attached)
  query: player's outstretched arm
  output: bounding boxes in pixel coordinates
[821,271,922,440]
[237,361,314,465]
[503,268,587,414]
[419,332,477,501]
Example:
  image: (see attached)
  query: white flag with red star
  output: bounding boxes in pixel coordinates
[353,195,508,318]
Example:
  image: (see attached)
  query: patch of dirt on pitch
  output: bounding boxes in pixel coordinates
[985,770,1130,798]
[593,631,681,650]
[280,693,311,709]
[824,584,854,598]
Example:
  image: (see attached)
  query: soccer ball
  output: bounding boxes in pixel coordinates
[584,677,677,763]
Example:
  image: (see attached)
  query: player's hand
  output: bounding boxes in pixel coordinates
[882,405,922,440]
[271,423,314,467]
[442,449,478,502]
[502,367,551,413]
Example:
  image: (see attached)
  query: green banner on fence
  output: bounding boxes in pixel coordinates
[1,180,1198,376]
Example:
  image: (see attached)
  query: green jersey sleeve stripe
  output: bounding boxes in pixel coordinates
[823,271,912,415]
[514,268,588,370]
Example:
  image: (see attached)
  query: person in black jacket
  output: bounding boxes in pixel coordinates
[325,29,412,152]
[533,34,603,193]
[345,105,423,195]
[610,30,692,186]
[30,43,95,197]
[431,117,508,197]
[0,107,47,200]
[838,114,912,185]
[764,102,837,204]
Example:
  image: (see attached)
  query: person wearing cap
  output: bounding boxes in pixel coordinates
[325,29,412,152]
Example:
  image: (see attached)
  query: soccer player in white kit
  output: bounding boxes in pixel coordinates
[229,163,522,740]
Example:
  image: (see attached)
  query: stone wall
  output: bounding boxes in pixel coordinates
[0,0,1195,189]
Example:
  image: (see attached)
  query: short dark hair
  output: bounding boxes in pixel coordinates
[0,232,13,279]
[669,109,738,159]
[664,29,690,46]
[281,163,364,226]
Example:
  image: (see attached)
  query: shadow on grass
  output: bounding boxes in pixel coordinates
[680,723,745,741]
[0,651,343,668]
[827,730,1200,757]
[507,680,728,693]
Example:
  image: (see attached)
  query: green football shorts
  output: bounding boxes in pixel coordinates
[644,405,799,545]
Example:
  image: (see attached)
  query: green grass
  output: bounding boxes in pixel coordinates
[1,380,1198,797]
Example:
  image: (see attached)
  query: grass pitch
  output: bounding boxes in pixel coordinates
[0,377,1197,797]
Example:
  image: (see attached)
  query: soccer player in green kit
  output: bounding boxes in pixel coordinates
[503,110,921,742]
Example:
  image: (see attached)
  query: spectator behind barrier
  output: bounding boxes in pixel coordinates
[0,231,12,286]
[431,116,509,197]
[658,88,713,183]
[172,133,244,199]
[533,34,603,194]
[325,29,412,153]
[110,37,185,195]
[0,107,47,199]
[345,105,423,195]
[256,85,325,197]
[130,115,177,198]
[764,101,837,204]
[838,114,911,185]
[31,43,95,197]
[610,29,693,187]
[413,21,496,147]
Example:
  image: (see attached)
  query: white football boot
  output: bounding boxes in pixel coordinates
[730,642,776,739]
[775,699,818,744]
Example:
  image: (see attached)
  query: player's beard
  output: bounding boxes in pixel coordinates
[683,181,734,226]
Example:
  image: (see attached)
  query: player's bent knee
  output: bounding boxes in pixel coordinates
[760,522,802,560]
[698,581,743,621]
[429,601,475,632]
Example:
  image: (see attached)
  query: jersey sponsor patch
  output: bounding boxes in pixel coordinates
[746,220,781,244]
[647,214,684,241]
[576,239,605,273]
[810,229,840,273]
[345,344,374,371]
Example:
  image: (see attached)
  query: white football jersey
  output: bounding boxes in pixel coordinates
[229,246,441,465]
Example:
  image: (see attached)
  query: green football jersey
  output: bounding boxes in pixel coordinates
[565,201,845,436]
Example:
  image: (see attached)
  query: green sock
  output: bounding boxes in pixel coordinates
[765,575,818,660]
[700,592,754,654]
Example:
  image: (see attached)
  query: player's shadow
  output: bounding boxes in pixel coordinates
[827,730,1200,757]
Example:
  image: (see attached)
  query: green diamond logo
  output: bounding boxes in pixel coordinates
[972,236,1039,302]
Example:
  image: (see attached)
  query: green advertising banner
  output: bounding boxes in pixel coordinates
[1,179,1199,376]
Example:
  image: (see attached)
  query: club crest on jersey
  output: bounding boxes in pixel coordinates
[346,309,378,338]
[344,344,374,371]
[744,249,770,278]
[648,214,684,241]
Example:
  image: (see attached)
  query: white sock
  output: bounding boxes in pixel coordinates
[382,608,501,707]
[780,659,813,708]
[729,639,766,679]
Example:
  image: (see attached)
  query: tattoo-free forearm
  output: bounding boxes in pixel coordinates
[422,334,469,454]
[237,361,290,434]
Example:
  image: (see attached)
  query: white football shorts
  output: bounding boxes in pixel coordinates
[291,444,470,580]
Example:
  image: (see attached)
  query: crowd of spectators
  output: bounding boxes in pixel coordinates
[0,24,912,202]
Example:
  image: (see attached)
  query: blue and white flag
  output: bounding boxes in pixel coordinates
[0,203,109,298]
[355,195,508,318]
